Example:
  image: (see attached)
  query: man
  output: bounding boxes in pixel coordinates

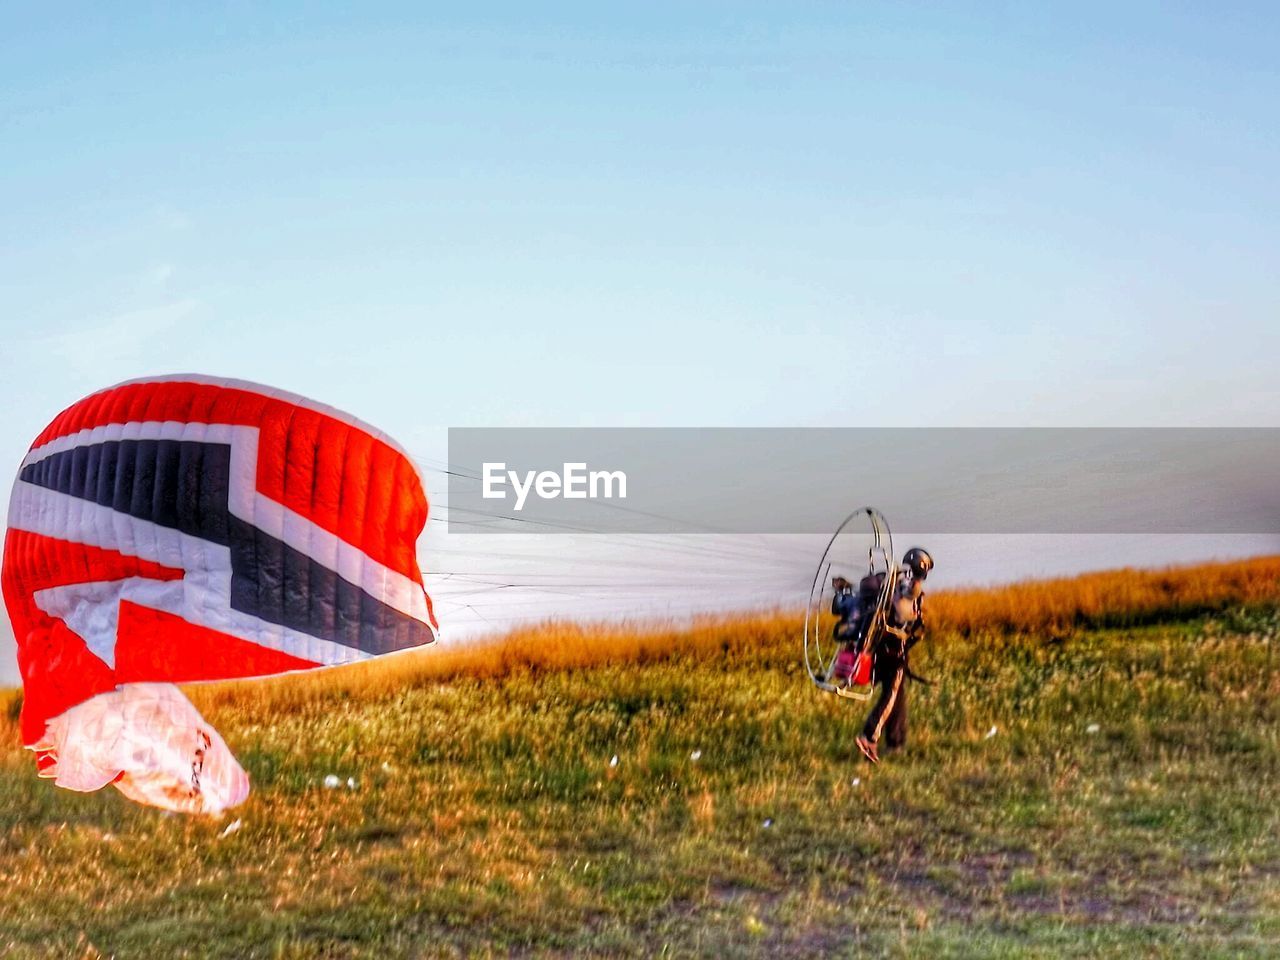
[855,547,933,764]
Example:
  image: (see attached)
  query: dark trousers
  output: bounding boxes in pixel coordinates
[861,652,908,749]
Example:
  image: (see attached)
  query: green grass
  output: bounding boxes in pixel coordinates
[0,605,1277,958]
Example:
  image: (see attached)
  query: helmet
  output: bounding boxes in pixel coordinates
[902,547,933,580]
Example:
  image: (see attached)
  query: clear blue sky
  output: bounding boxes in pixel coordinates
[2,5,1278,677]
[3,3,1277,445]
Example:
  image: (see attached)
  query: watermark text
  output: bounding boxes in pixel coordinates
[482,462,628,511]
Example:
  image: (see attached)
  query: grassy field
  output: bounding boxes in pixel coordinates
[0,559,1278,958]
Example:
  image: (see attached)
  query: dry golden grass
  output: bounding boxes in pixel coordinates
[181,555,1280,719]
[928,555,1280,637]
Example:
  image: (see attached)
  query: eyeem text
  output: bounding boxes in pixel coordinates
[481,462,628,511]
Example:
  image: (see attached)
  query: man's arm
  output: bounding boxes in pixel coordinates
[905,612,925,651]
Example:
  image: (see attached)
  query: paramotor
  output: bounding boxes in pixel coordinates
[803,507,897,701]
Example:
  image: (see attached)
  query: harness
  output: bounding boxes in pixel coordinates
[877,588,932,685]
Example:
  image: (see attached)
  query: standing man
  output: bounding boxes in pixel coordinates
[856,547,933,764]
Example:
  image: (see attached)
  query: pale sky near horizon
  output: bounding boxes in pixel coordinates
[2,5,1278,682]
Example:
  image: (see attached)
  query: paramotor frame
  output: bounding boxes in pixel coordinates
[803,507,897,701]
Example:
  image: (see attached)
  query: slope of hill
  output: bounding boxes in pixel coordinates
[1,559,1278,958]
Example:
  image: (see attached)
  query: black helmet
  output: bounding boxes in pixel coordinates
[902,547,933,579]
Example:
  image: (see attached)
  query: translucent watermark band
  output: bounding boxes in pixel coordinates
[446,428,1280,534]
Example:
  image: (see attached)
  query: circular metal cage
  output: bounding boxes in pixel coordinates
[803,507,897,700]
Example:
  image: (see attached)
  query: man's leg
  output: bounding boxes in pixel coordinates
[861,654,906,746]
[882,679,909,751]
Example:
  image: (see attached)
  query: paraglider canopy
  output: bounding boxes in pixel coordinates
[2,375,439,813]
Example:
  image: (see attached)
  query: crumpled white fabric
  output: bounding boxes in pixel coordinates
[32,683,249,815]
